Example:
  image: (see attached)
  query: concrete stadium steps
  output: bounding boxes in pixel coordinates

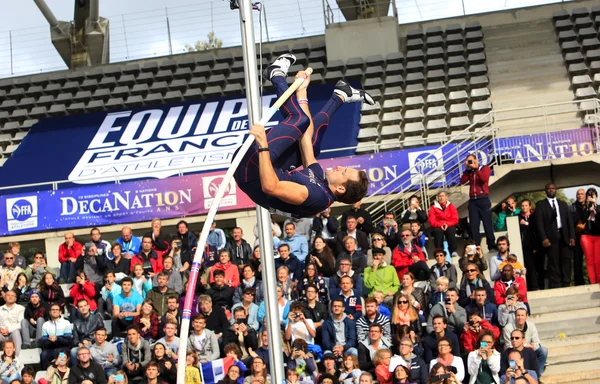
[527,284,600,384]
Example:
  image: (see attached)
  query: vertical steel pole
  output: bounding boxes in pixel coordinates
[166,7,173,55]
[9,31,13,75]
[238,2,285,384]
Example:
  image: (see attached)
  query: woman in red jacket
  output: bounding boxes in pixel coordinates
[209,249,240,288]
[428,191,460,257]
[392,229,426,282]
[69,271,97,319]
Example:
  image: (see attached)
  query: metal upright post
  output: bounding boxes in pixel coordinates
[238,1,285,384]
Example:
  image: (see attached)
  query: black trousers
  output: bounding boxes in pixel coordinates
[468,197,496,249]
[523,247,541,291]
[431,226,457,254]
[543,234,572,288]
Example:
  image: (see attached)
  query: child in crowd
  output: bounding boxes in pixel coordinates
[409,222,427,251]
[373,291,391,318]
[185,350,202,384]
[0,341,22,384]
[21,366,36,384]
[499,253,526,277]
[428,276,449,310]
[99,271,122,319]
[132,263,153,298]
[374,348,392,384]
[339,354,362,384]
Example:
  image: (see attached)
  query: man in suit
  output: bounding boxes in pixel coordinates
[335,215,370,255]
[535,183,575,289]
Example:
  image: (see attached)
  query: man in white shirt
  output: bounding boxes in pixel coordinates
[0,290,24,354]
[502,308,547,376]
[0,253,23,290]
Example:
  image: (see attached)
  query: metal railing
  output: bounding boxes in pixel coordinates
[362,98,600,224]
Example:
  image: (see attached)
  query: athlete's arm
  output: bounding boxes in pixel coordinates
[296,72,318,168]
[249,124,309,205]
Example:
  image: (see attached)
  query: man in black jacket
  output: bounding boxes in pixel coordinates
[341,201,375,234]
[312,207,339,249]
[335,215,369,255]
[207,269,235,310]
[535,183,575,288]
[69,346,107,384]
[225,227,253,266]
[198,294,229,342]
[71,299,104,361]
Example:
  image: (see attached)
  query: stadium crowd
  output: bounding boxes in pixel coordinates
[0,170,598,384]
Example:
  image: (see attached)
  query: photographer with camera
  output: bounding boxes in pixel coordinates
[580,187,600,284]
[467,330,501,384]
[379,212,401,251]
[494,197,520,232]
[285,301,316,345]
[460,310,500,353]
[426,288,466,336]
[460,154,496,252]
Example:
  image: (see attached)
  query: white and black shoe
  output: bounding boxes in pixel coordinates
[334,80,375,105]
[263,53,296,80]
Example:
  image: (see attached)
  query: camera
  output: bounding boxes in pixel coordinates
[466,244,477,255]
[445,298,452,305]
[588,200,595,209]
[431,374,451,381]
[507,295,514,300]
[294,312,302,318]
[467,160,473,165]
[468,320,475,326]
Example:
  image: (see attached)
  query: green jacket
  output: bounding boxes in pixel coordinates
[494,208,521,231]
[364,264,400,296]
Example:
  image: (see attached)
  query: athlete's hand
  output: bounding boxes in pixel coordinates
[250,124,268,148]
[296,70,311,90]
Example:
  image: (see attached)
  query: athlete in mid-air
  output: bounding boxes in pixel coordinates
[233,54,375,218]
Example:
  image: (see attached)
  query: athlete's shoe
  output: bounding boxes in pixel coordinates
[263,53,296,80]
[334,80,375,105]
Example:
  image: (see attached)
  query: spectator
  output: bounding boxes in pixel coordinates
[339,353,363,384]
[155,320,180,356]
[133,299,160,341]
[458,242,488,280]
[302,283,328,330]
[284,218,313,242]
[147,271,178,317]
[168,237,190,280]
[12,272,30,306]
[322,298,358,357]
[428,277,449,311]
[367,235,392,267]
[3,242,26,269]
[69,271,97,319]
[427,363,461,384]
[243,356,271,384]
[253,218,282,248]
[570,188,588,286]
[409,221,427,252]
[131,264,153,299]
[234,265,264,305]
[401,196,428,226]
[391,294,421,336]
[115,226,141,258]
[428,191,460,257]
[21,290,48,348]
[364,248,400,306]
[398,272,427,317]
[580,187,600,284]
[494,265,528,307]
[112,277,143,337]
[88,227,111,259]
[336,216,370,254]
[285,301,316,344]
[208,221,227,251]
[356,297,392,343]
[334,275,363,319]
[373,348,393,384]
[497,286,527,328]
[502,309,547,376]
[499,329,539,378]
[338,237,368,274]
[75,245,105,294]
[188,314,220,362]
[392,230,426,283]
[467,330,501,384]
[499,254,526,277]
[465,287,499,327]
[460,310,500,353]
[390,364,414,384]
[308,237,337,278]
[71,299,104,361]
[0,290,25,355]
[122,325,152,382]
[145,219,171,258]
[0,253,23,291]
[174,220,198,262]
[490,236,511,282]
[208,269,236,310]
[280,222,310,263]
[298,263,328,304]
[459,262,495,308]
[0,340,21,384]
[342,201,376,234]
[58,232,83,284]
[25,252,55,290]
[275,244,302,283]
[519,199,542,291]
[313,208,339,249]
[39,303,72,370]
[422,316,460,364]
[460,153,496,250]
[495,197,521,231]
[391,336,427,384]
[89,328,120,378]
[248,246,263,281]
[159,296,182,338]
[130,236,163,278]
[429,249,458,291]
[223,307,259,355]
[38,272,66,309]
[329,258,364,299]
[225,227,253,266]
[426,288,466,335]
[379,212,401,251]
[535,183,576,288]
[232,287,260,331]
[44,350,70,383]
[499,349,539,384]
[198,294,229,343]
[105,244,130,282]
[221,365,243,384]
[428,337,465,382]
[151,256,182,294]
[69,345,107,384]
[209,249,241,289]
[320,353,340,379]
[98,271,121,320]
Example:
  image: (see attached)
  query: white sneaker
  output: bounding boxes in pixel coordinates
[334,80,375,105]
[263,53,296,80]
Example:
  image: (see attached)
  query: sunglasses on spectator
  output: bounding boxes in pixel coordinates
[511,336,522,340]
[397,300,409,304]
[401,234,411,238]
[467,269,478,272]
[373,238,383,241]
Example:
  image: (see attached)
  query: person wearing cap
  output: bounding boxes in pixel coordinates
[21,289,48,349]
[364,248,400,307]
[319,353,341,380]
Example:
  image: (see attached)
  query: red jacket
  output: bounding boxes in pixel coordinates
[58,241,83,263]
[69,281,97,311]
[130,250,164,274]
[391,243,426,281]
[460,319,501,352]
[428,201,459,228]
[494,276,528,304]
[209,262,241,289]
[460,165,491,197]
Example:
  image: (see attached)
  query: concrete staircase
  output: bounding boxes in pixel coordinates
[528,284,600,383]
[484,19,580,136]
